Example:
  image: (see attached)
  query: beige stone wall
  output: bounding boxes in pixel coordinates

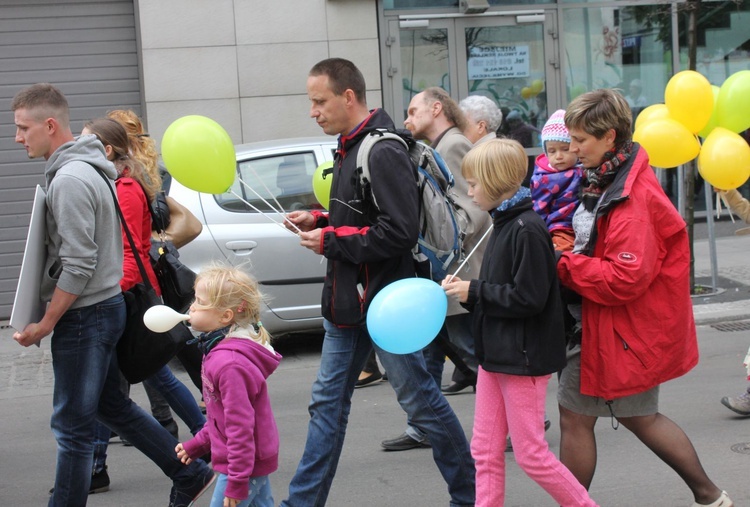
[137,0,381,147]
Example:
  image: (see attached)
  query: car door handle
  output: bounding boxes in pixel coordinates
[226,240,258,255]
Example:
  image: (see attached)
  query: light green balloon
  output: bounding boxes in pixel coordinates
[312,161,333,209]
[698,85,721,139]
[161,115,236,194]
[716,70,750,134]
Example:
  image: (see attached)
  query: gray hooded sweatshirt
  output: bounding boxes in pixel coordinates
[42,134,124,309]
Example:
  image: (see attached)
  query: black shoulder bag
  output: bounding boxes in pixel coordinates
[148,191,197,313]
[96,170,192,384]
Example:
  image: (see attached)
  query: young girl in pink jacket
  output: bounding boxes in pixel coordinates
[177,264,282,507]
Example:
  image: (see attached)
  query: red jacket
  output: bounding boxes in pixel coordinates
[116,177,160,295]
[557,146,698,399]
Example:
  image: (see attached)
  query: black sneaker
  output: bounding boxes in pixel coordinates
[49,466,110,496]
[169,469,216,507]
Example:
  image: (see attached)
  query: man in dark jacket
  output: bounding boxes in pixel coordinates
[280,58,475,507]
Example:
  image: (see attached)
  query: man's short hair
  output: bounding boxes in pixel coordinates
[565,88,632,146]
[11,83,70,127]
[309,58,366,104]
[423,87,467,132]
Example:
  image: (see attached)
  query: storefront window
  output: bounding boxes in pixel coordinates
[563,5,673,105]
[400,27,452,114]
[384,0,551,9]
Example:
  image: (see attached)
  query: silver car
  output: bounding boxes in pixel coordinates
[169,137,337,338]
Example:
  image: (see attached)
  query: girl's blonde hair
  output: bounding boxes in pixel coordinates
[461,139,528,204]
[107,109,162,200]
[194,263,271,346]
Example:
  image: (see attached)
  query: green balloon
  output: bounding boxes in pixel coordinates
[312,161,333,209]
[161,115,236,194]
[716,70,750,134]
[698,85,720,139]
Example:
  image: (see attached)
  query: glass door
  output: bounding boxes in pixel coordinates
[385,11,560,161]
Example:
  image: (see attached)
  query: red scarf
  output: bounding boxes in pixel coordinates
[580,141,633,211]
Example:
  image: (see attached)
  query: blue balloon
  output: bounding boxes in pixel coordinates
[367,278,448,354]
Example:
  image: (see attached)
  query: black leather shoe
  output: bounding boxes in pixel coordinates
[441,380,476,395]
[355,370,383,388]
[381,432,431,451]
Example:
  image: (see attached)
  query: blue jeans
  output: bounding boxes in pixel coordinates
[413,314,478,442]
[143,364,206,435]
[48,294,210,506]
[91,363,206,474]
[210,474,273,507]
[281,320,475,507]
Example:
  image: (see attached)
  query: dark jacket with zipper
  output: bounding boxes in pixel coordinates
[310,108,419,326]
[464,198,566,376]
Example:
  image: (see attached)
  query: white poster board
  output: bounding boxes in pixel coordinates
[10,185,47,333]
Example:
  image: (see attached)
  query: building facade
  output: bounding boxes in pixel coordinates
[0,0,748,318]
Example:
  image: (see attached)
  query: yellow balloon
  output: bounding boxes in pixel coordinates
[665,70,713,134]
[633,118,700,168]
[530,79,544,94]
[521,87,533,100]
[698,127,750,190]
[312,161,333,209]
[634,104,670,132]
[162,116,236,194]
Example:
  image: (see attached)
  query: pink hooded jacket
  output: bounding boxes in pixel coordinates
[182,333,281,500]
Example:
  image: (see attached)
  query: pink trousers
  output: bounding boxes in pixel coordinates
[472,368,598,507]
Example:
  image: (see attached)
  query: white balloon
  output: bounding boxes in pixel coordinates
[143,305,190,333]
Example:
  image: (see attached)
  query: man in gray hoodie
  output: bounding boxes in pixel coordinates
[12,83,214,507]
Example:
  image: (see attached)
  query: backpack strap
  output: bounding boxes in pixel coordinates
[356,129,409,211]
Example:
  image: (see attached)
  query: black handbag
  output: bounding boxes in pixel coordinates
[149,240,196,313]
[148,192,197,314]
[97,170,193,384]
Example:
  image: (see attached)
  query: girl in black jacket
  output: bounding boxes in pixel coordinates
[442,139,597,507]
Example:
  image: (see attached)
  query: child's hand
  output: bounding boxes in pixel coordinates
[442,277,470,303]
[175,443,192,465]
[224,497,240,507]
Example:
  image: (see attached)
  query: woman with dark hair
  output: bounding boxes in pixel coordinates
[77,118,206,493]
[556,89,732,507]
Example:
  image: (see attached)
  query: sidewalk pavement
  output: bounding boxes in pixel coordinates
[693,233,750,324]
[0,233,748,506]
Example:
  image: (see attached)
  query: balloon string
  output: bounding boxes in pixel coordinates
[447,225,493,283]
[718,192,735,223]
[228,190,299,235]
[245,167,288,218]
[236,178,283,215]
[234,178,302,234]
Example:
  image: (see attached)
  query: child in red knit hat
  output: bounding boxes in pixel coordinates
[530,109,583,252]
